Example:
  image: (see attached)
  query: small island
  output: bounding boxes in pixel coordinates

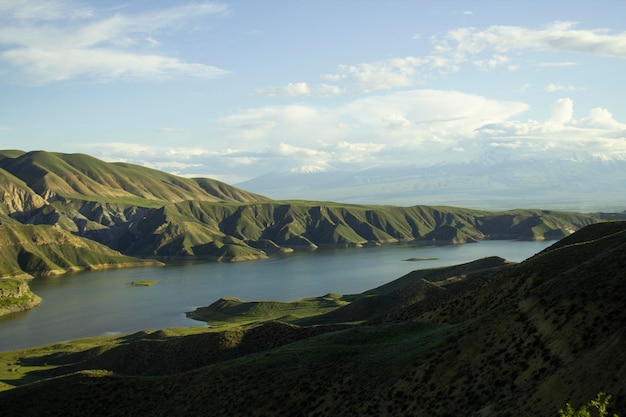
[131,280,156,286]
[403,257,440,262]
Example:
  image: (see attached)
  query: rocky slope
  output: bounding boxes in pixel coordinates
[1,221,625,416]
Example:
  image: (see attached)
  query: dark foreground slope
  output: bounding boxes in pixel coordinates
[1,221,625,417]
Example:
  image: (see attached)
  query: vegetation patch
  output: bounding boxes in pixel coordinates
[187,293,350,327]
[131,280,156,286]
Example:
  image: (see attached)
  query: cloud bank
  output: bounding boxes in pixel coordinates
[0,1,229,83]
[80,89,626,183]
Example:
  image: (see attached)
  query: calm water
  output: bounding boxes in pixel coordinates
[0,240,551,352]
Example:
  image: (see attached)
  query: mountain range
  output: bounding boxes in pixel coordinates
[0,150,620,266]
[238,158,626,211]
[1,220,624,416]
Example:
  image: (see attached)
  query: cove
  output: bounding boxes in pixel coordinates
[0,240,552,352]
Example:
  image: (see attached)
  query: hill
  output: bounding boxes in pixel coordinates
[0,221,625,416]
[0,223,161,279]
[0,150,267,206]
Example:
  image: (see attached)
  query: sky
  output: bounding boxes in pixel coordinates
[1,0,626,191]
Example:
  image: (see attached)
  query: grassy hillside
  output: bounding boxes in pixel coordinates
[0,223,161,279]
[1,221,625,416]
[86,200,604,259]
[0,150,268,206]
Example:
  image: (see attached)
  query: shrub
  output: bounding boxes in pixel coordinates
[559,392,619,417]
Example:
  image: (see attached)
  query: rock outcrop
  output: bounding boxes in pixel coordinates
[0,279,41,316]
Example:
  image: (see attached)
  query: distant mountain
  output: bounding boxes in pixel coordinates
[238,158,626,211]
[1,221,625,416]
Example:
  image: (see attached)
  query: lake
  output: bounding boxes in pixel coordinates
[0,240,552,352]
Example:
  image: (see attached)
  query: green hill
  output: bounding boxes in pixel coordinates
[0,150,268,206]
[0,223,161,279]
[1,221,625,416]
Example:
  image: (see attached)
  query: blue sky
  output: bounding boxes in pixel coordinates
[1,0,626,189]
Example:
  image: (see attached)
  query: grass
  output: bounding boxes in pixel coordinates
[0,335,119,390]
[0,326,212,391]
[188,293,351,328]
[233,320,461,368]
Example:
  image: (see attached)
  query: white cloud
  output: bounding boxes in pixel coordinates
[473,99,626,162]
[0,1,229,84]
[534,61,578,67]
[548,97,574,126]
[256,82,312,97]
[0,0,93,20]
[284,82,311,96]
[3,48,228,84]
[343,89,528,140]
[159,127,191,134]
[436,21,626,60]
[580,108,626,130]
[474,54,510,71]
[82,93,626,182]
[323,56,431,92]
[320,21,626,95]
[317,84,345,97]
[545,83,583,92]
[217,89,529,171]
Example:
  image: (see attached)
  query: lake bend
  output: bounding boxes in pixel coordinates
[0,240,552,352]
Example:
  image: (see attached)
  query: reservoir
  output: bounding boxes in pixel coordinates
[0,240,552,352]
